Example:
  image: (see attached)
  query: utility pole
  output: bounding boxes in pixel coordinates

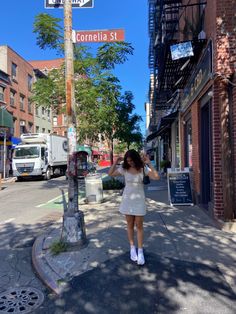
[62,0,86,245]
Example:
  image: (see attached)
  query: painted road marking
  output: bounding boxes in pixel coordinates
[36,194,65,208]
[0,218,16,225]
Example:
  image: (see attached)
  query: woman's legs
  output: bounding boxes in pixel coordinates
[126,215,137,261]
[135,216,144,248]
[125,215,135,245]
[135,216,145,265]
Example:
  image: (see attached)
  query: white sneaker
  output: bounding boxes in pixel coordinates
[130,246,137,262]
[137,250,145,265]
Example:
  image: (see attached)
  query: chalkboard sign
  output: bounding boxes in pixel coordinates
[167,171,193,206]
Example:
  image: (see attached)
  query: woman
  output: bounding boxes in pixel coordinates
[108,149,160,265]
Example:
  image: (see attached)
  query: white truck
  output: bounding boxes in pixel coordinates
[12,133,67,180]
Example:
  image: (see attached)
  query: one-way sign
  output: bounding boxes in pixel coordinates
[45,0,94,9]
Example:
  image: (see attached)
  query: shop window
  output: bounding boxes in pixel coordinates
[184,119,192,168]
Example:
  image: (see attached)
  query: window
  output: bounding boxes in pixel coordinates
[20,95,25,111]
[184,119,192,168]
[63,114,67,125]
[47,109,51,121]
[35,107,39,116]
[42,128,45,133]
[20,121,26,135]
[53,116,58,126]
[11,63,17,80]
[48,130,51,134]
[28,100,32,114]
[42,107,45,117]
[28,122,33,133]
[28,74,33,91]
[0,86,5,102]
[10,90,16,107]
[36,126,40,133]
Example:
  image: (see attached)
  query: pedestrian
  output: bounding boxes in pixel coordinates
[108,149,160,265]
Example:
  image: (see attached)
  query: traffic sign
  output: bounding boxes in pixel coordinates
[72,29,125,43]
[44,0,94,9]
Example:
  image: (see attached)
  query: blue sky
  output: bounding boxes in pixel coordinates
[0,0,149,134]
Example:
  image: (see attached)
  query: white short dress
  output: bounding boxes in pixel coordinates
[117,166,150,216]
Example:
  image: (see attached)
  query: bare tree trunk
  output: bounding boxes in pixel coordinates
[219,80,235,220]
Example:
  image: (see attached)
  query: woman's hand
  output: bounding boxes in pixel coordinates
[115,156,123,165]
[142,154,151,166]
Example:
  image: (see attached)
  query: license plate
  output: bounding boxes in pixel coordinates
[21,173,29,176]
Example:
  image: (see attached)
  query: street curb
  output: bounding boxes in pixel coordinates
[32,233,66,295]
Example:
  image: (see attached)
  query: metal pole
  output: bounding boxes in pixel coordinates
[3,130,6,179]
[62,0,86,245]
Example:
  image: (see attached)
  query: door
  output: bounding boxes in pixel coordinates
[200,101,212,206]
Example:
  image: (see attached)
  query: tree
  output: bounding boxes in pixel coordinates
[115,91,143,150]
[32,13,139,163]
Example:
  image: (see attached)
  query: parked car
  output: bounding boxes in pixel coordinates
[65,161,96,179]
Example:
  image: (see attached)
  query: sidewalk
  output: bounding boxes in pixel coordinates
[32,178,236,313]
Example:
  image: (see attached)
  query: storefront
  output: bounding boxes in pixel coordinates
[180,41,213,209]
[0,107,13,177]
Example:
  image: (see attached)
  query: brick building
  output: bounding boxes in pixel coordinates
[146,0,236,220]
[29,58,66,136]
[0,46,35,138]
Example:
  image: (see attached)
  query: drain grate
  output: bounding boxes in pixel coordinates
[0,287,44,314]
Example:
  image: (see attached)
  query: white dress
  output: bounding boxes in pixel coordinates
[117,166,149,216]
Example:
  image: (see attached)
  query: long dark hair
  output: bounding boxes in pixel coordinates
[122,149,144,171]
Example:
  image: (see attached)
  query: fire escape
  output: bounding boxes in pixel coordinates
[147,0,207,140]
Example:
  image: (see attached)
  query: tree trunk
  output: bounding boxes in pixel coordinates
[219,81,235,220]
[109,138,114,165]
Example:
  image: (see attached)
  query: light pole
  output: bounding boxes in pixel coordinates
[0,106,7,179]
[62,0,86,245]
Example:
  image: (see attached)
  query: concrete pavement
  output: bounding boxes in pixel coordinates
[32,177,236,313]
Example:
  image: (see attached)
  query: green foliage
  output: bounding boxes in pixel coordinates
[32,13,141,154]
[50,240,68,256]
[160,160,171,169]
[97,42,134,69]
[103,178,125,190]
[33,13,63,52]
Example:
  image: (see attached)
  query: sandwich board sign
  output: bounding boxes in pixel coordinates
[45,0,94,8]
[167,169,194,206]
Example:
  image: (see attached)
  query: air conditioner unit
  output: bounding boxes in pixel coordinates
[20,121,25,126]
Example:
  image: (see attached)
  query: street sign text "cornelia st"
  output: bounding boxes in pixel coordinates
[45,0,94,8]
[72,29,125,43]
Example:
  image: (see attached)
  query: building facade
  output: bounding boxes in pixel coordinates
[146,0,236,221]
[29,59,66,136]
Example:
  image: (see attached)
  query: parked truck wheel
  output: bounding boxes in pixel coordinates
[44,168,51,180]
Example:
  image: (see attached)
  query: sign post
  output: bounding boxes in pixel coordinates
[61,0,86,245]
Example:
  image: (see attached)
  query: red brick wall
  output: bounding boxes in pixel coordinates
[191,101,200,195]
[5,47,34,138]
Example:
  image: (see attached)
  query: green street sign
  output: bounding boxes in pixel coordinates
[44,0,94,9]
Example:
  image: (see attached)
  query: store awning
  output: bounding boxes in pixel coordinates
[146,111,178,142]
[92,150,101,155]
[0,108,13,129]
[76,145,92,155]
